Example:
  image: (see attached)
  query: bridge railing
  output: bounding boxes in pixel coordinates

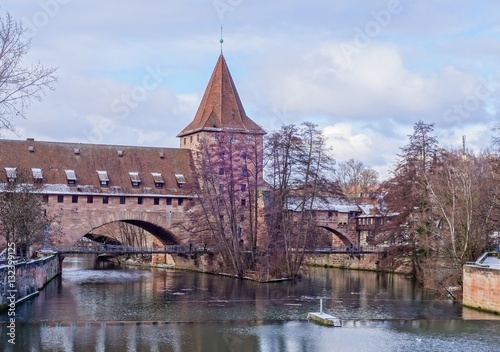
[56,244,208,255]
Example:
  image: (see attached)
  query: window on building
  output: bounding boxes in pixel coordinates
[154,197,160,205]
[328,211,333,218]
[184,138,186,145]
[151,173,164,188]
[97,170,109,187]
[57,195,64,203]
[190,136,193,143]
[102,196,109,204]
[120,196,126,204]
[42,195,49,203]
[32,168,43,182]
[5,167,16,183]
[241,199,246,206]
[178,198,184,206]
[219,167,225,175]
[175,174,186,188]
[65,170,77,185]
[129,172,141,188]
[72,195,78,203]
[138,197,143,205]
[240,184,246,192]
[166,197,172,206]
[241,167,248,177]
[240,214,245,222]
[87,196,93,204]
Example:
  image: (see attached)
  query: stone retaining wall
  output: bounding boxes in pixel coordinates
[304,253,381,271]
[0,254,62,311]
[463,264,500,314]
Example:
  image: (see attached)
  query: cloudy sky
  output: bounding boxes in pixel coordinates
[2,0,499,179]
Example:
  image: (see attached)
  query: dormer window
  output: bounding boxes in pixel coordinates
[175,174,186,188]
[151,172,164,188]
[129,172,141,188]
[65,170,77,185]
[32,168,43,182]
[97,170,109,187]
[5,167,16,183]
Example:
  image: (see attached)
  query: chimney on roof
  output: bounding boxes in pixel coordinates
[26,138,35,141]
[28,146,35,152]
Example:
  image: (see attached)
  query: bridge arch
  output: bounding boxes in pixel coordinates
[318,226,354,246]
[56,210,188,247]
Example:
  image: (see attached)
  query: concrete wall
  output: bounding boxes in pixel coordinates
[463,265,500,314]
[0,254,62,311]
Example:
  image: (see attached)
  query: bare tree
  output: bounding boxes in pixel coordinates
[185,133,264,276]
[493,123,500,150]
[424,149,498,298]
[336,159,379,197]
[264,122,340,278]
[378,121,439,279]
[0,11,57,132]
[0,169,56,258]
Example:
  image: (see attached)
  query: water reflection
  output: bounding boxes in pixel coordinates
[1,255,499,351]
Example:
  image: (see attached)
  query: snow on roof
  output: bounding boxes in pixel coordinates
[286,197,360,212]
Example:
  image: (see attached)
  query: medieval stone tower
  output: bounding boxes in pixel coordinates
[177,54,266,154]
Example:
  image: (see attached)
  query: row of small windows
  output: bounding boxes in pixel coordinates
[55,195,185,206]
[4,167,185,188]
[358,217,384,225]
[218,167,248,177]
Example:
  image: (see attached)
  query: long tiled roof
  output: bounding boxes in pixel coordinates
[177,54,265,137]
[0,139,194,196]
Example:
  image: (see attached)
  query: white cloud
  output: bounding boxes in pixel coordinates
[2,0,499,178]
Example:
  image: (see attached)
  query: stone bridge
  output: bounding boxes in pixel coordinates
[44,193,363,251]
[313,210,360,246]
[44,196,190,248]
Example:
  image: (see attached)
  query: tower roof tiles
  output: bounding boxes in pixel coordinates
[178,54,265,137]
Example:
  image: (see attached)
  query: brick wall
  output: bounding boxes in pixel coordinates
[463,265,500,314]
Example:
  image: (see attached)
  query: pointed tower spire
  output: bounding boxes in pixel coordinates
[220,26,224,55]
[177,55,265,140]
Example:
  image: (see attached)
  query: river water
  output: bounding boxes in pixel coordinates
[1,255,500,351]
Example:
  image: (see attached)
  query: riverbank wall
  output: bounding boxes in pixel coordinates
[304,253,379,270]
[463,255,500,314]
[0,254,62,311]
[303,253,412,274]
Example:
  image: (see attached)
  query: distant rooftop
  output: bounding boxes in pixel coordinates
[468,252,500,270]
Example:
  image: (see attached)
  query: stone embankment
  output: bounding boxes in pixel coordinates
[0,253,62,311]
[463,252,500,315]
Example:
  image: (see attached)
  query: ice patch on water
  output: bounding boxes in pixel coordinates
[63,269,152,284]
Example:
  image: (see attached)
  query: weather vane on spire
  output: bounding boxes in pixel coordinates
[220,26,224,54]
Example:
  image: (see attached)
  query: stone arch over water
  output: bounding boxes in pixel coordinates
[55,210,188,247]
[318,226,355,246]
